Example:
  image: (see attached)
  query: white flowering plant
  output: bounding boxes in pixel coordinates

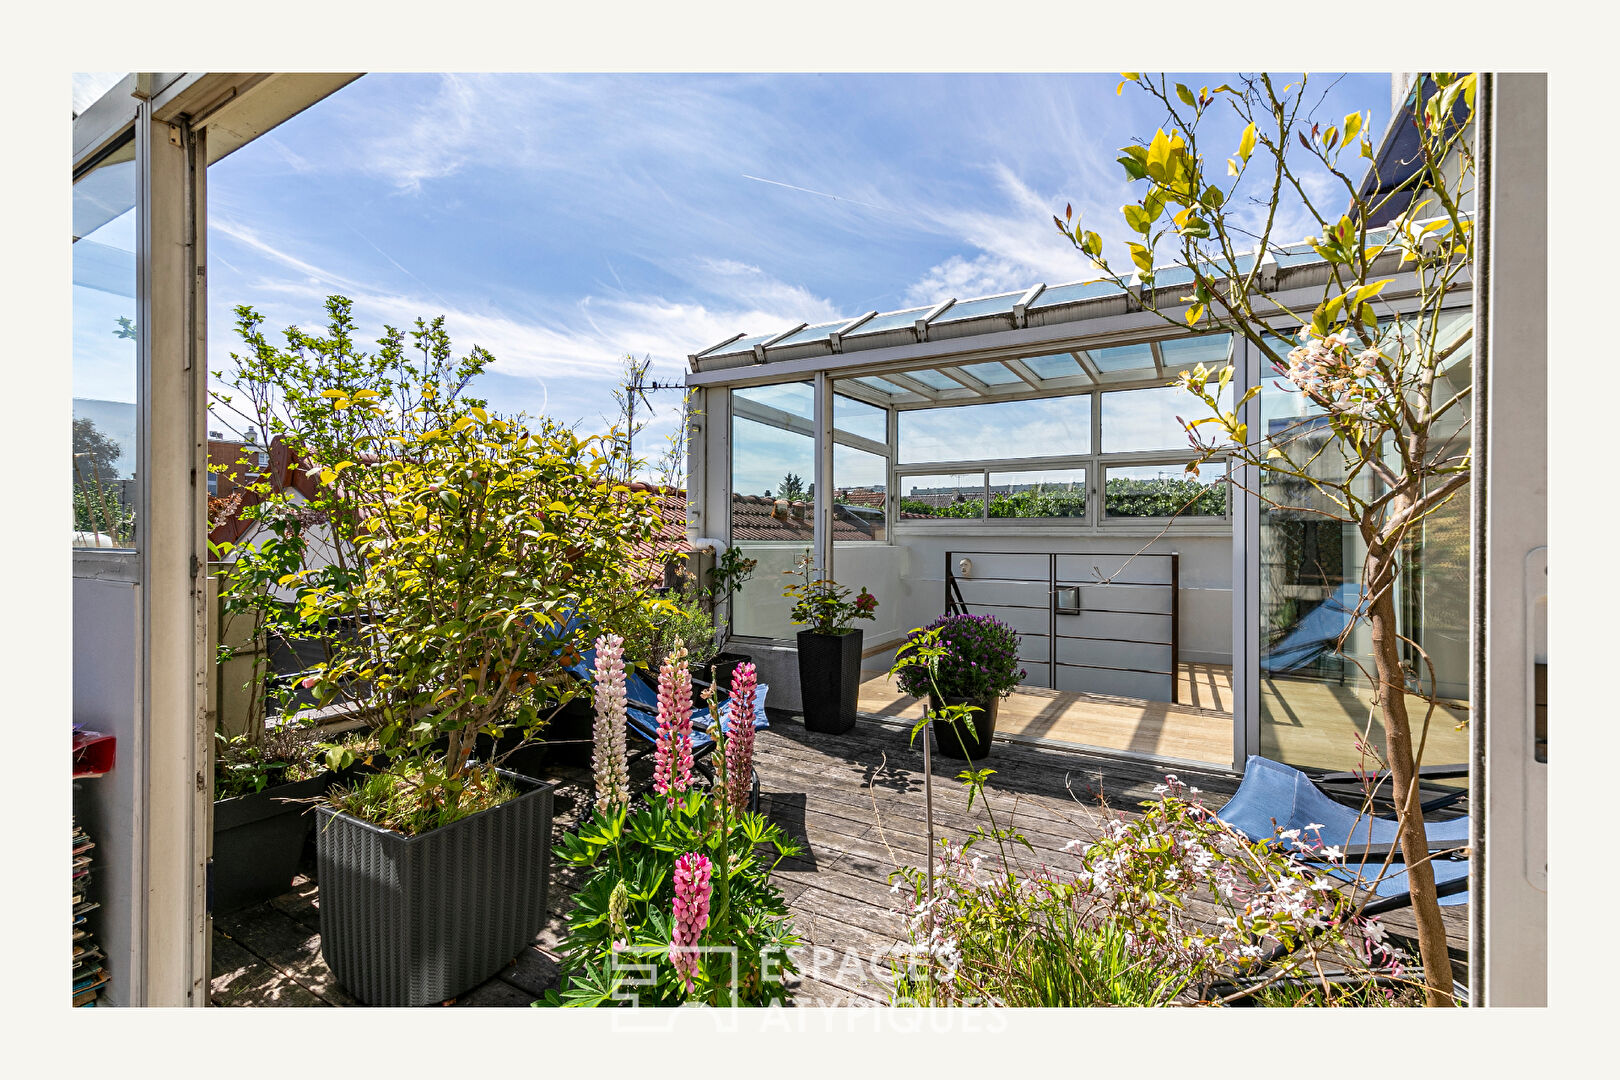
[889,772,1414,1006]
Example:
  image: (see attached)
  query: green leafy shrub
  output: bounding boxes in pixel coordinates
[214,297,662,835]
[544,789,801,1006]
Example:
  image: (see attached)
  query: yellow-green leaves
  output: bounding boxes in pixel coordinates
[1124,203,1153,234]
[1127,242,1155,274]
[1237,122,1257,163]
[1176,83,1197,109]
[1185,303,1205,326]
[1343,110,1363,144]
[1117,73,1140,95]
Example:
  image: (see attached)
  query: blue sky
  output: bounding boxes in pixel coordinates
[191,72,1390,463]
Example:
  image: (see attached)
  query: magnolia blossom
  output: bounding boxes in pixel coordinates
[669,851,712,991]
[723,662,759,812]
[652,642,694,802]
[590,634,632,816]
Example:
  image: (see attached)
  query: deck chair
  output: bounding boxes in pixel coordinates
[1217,755,1469,918]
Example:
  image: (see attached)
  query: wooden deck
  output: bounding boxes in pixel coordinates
[211,710,1467,1006]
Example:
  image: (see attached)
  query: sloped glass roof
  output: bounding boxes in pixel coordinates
[1089,343,1156,373]
[774,320,848,347]
[935,291,1023,322]
[1024,353,1082,379]
[1031,279,1121,307]
[958,361,1024,386]
[846,305,931,337]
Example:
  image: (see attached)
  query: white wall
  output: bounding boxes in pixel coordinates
[886,527,1232,682]
[73,574,142,1007]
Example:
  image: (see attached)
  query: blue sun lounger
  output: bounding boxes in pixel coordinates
[1217,755,1469,916]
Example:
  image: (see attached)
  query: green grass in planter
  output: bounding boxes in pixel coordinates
[329,760,520,836]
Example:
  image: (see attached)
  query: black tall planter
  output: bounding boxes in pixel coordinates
[797,628,863,734]
[212,771,335,914]
[927,694,1001,760]
[315,770,554,1006]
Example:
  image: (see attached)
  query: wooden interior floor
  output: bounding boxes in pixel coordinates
[858,664,1236,767]
[1259,676,1472,773]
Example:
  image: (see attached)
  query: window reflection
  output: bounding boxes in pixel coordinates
[73,130,138,549]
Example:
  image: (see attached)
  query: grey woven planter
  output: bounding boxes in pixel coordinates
[315,770,554,1006]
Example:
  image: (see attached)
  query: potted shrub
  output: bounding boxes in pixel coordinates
[782,550,878,734]
[220,300,661,1005]
[894,613,1025,759]
[211,724,331,914]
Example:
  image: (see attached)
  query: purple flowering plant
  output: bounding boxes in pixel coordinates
[895,613,1025,701]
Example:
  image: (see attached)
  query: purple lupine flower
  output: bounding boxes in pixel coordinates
[669,851,712,991]
[591,633,632,816]
[652,641,693,803]
[723,662,758,812]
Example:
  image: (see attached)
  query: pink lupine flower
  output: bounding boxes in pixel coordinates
[669,851,712,991]
[590,634,632,816]
[723,662,758,813]
[652,642,693,803]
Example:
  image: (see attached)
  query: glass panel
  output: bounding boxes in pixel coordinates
[1102,383,1232,452]
[897,472,985,519]
[854,375,910,397]
[988,468,1086,519]
[1031,279,1121,307]
[833,444,887,542]
[701,331,776,357]
[898,396,1090,464]
[73,73,129,117]
[1156,333,1234,372]
[774,320,847,347]
[833,392,887,443]
[73,129,138,549]
[958,361,1023,386]
[1089,343,1157,375]
[1257,317,1474,771]
[903,368,960,391]
[936,291,1023,322]
[1104,463,1227,518]
[734,380,813,421]
[1023,353,1082,380]
[731,386,816,639]
[846,306,930,337]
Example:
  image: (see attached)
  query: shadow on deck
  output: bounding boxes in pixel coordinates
[211,709,1465,1006]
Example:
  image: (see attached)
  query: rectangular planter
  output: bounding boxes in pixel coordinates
[797,629,863,734]
[315,770,554,1006]
[212,770,335,914]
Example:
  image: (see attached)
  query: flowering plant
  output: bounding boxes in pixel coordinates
[889,771,1413,1006]
[781,549,878,635]
[545,787,801,1007]
[894,613,1025,701]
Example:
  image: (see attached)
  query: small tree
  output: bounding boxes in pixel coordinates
[776,472,806,501]
[1055,72,1476,1005]
[212,298,661,826]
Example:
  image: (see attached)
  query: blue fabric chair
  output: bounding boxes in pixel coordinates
[1217,755,1469,912]
[562,647,769,768]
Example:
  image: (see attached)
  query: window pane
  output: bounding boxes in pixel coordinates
[988,468,1086,519]
[897,472,985,519]
[898,396,1089,463]
[833,444,886,542]
[1088,342,1156,376]
[1102,383,1231,452]
[833,391,887,443]
[73,130,138,549]
[734,380,813,421]
[957,361,1023,386]
[1104,462,1227,518]
[1023,352,1082,379]
[730,388,815,638]
[1157,333,1233,372]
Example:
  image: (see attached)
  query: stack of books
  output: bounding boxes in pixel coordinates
[72,818,107,1007]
